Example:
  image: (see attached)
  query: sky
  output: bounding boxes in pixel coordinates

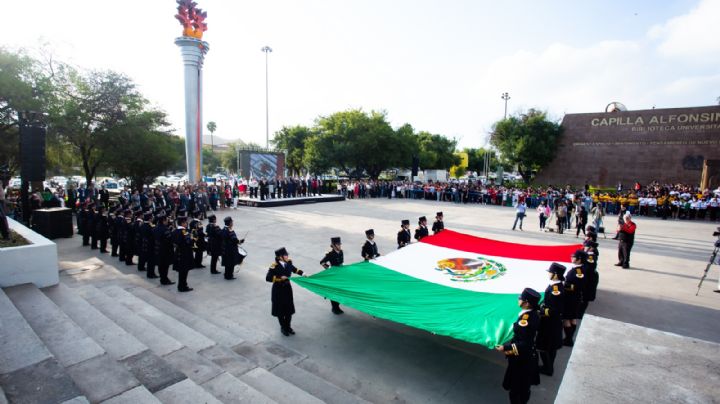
[4,0,719,149]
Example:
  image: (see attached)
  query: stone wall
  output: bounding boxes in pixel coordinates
[534,105,720,187]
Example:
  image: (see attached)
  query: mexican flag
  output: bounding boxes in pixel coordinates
[292,230,581,348]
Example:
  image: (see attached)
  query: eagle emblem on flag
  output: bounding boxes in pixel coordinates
[435,257,507,282]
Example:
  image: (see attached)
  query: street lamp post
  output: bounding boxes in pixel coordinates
[261,46,273,150]
[501,92,511,119]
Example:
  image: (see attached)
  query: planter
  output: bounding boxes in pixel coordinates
[0,218,59,288]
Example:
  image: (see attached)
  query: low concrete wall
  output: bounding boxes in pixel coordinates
[0,218,59,288]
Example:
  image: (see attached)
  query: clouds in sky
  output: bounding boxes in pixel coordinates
[4,0,718,149]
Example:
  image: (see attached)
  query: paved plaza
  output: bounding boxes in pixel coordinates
[55,198,720,403]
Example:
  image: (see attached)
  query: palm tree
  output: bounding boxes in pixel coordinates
[207,121,217,153]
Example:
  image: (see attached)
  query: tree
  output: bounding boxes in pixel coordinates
[104,110,179,190]
[415,131,460,170]
[490,109,562,183]
[48,66,147,186]
[463,147,503,176]
[0,48,50,176]
[202,145,221,173]
[309,109,414,178]
[272,125,313,176]
[207,121,216,152]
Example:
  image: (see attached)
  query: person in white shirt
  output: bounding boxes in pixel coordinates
[512,201,527,231]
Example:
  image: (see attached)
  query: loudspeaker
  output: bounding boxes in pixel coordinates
[20,125,46,182]
[411,156,419,177]
[32,208,74,239]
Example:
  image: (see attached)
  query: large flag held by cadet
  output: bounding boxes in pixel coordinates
[292,230,582,348]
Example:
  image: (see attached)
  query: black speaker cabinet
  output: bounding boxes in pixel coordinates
[20,125,46,182]
[32,208,73,239]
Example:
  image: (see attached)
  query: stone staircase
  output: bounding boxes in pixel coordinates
[0,279,372,404]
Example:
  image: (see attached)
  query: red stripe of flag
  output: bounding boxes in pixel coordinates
[421,230,582,262]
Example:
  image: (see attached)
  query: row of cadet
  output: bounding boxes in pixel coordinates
[76,202,247,292]
[495,226,600,404]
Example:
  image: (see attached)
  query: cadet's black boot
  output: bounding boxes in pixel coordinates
[563,325,575,346]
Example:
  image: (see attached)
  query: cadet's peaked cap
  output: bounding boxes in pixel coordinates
[583,239,598,248]
[419,216,427,222]
[365,229,374,236]
[223,216,233,225]
[436,211,443,217]
[401,219,410,226]
[331,237,341,244]
[547,262,566,276]
[156,211,166,219]
[208,214,216,222]
[275,247,289,257]
[572,249,588,261]
[520,288,541,308]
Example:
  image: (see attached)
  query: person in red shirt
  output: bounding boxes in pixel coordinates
[615,212,637,269]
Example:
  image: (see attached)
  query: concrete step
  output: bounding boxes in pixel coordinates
[0,357,83,404]
[102,285,216,352]
[295,357,389,404]
[61,397,90,404]
[162,347,224,385]
[65,353,140,403]
[154,378,223,404]
[75,285,183,357]
[100,386,161,404]
[198,345,257,378]
[0,287,52,374]
[142,286,270,344]
[3,284,105,368]
[44,283,147,361]
[232,341,307,370]
[271,362,371,404]
[126,285,245,347]
[200,372,278,404]
[0,386,5,404]
[238,367,324,404]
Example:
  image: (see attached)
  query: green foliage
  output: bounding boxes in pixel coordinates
[272,125,313,176]
[103,110,178,190]
[48,65,149,185]
[490,109,562,183]
[462,147,504,176]
[0,48,50,175]
[307,109,416,178]
[415,131,460,169]
[202,145,221,173]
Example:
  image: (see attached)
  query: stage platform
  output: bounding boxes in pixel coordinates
[236,194,345,208]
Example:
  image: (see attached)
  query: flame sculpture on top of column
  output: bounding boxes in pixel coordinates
[175,0,209,183]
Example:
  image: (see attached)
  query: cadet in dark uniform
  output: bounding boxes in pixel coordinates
[361,229,380,261]
[78,203,88,246]
[134,211,146,271]
[578,239,599,317]
[124,209,137,266]
[95,206,110,253]
[189,215,206,268]
[142,213,158,279]
[153,211,175,285]
[266,247,304,336]
[432,211,444,234]
[110,206,121,256]
[88,204,98,249]
[563,249,587,346]
[205,215,223,274]
[397,219,411,249]
[536,263,565,376]
[496,288,541,404]
[221,217,245,280]
[320,237,344,314]
[414,216,429,241]
[173,215,194,292]
[118,209,130,262]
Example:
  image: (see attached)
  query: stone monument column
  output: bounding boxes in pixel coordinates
[174,0,209,184]
[175,37,208,183]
